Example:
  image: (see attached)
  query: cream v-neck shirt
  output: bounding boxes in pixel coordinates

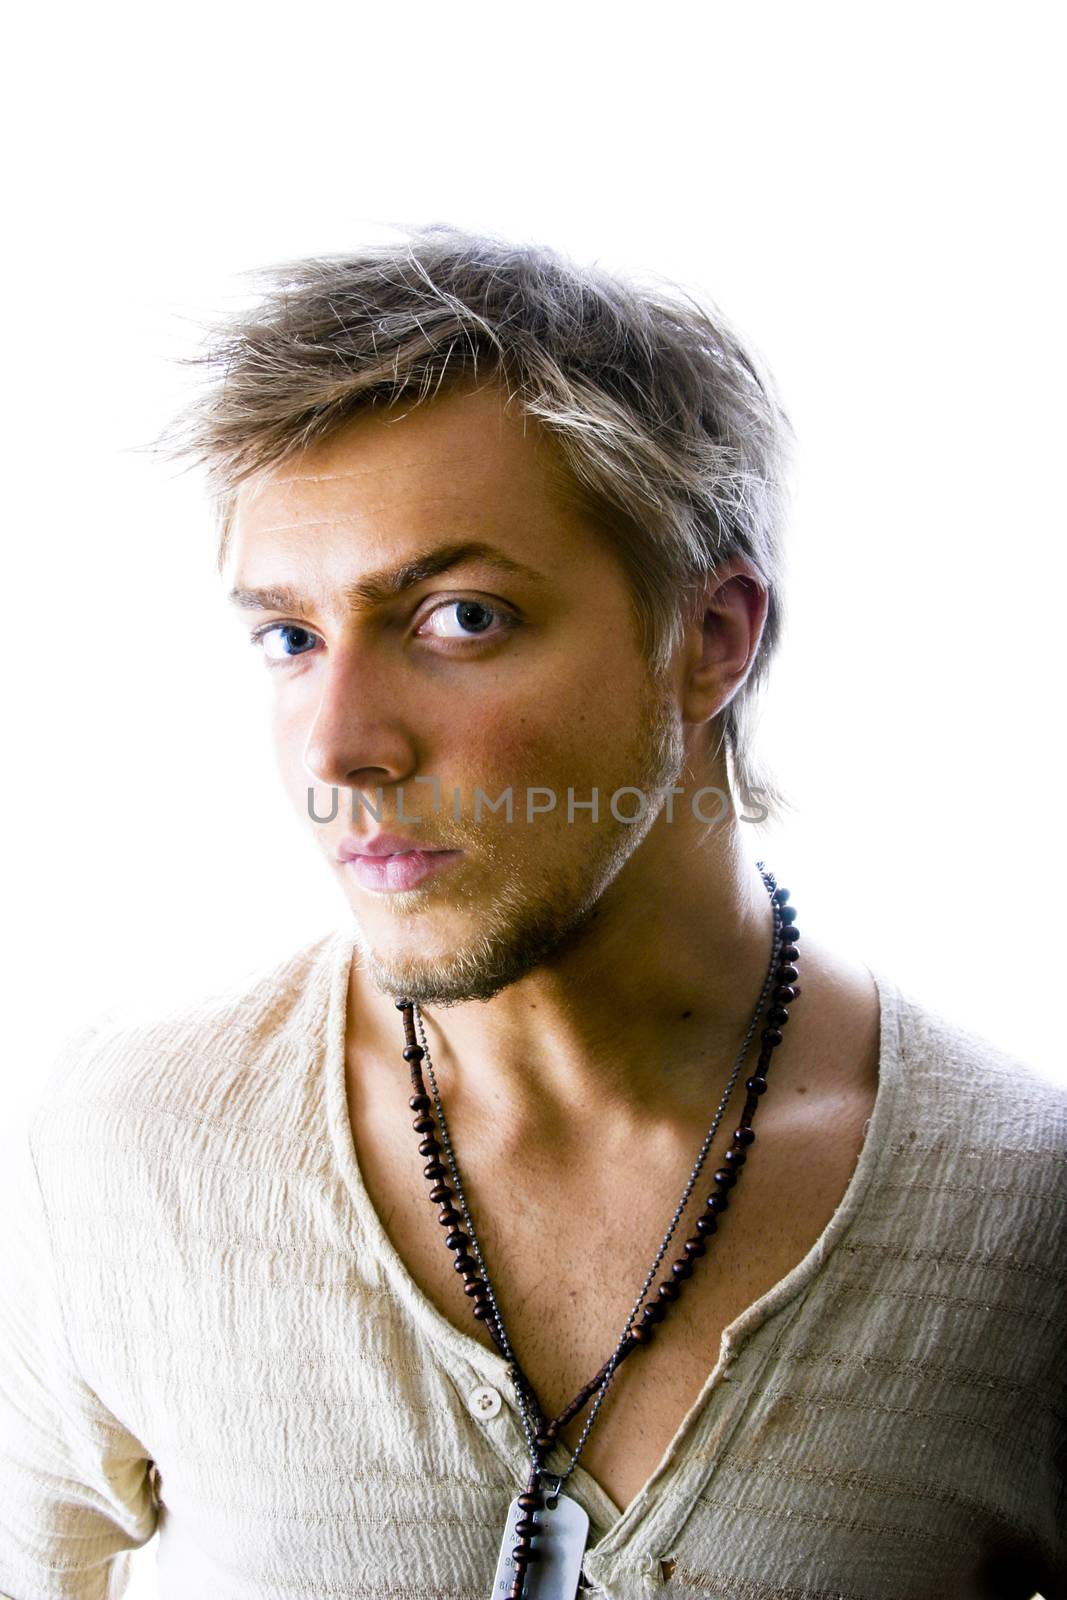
[1,925,1064,1600]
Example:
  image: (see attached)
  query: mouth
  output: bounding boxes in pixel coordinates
[342,848,464,894]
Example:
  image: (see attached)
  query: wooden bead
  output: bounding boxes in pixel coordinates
[724,1146,746,1165]
[408,1093,431,1111]
[412,1114,435,1134]
[428,1183,452,1203]
[518,1492,539,1511]
[515,1518,537,1538]
[423,1159,447,1180]
[630,1324,654,1344]
[733,1127,756,1146]
[402,1046,425,1063]
[695,1213,718,1235]
[444,1230,469,1250]
[767,1005,789,1026]
[746,1075,768,1094]
[706,1192,729,1213]
[453,1253,477,1273]
[761,1026,784,1047]
[438,1206,461,1226]
[714,1167,736,1187]
[658,1281,680,1301]
[672,1259,693,1278]
[684,1237,706,1257]
[417,1137,439,1157]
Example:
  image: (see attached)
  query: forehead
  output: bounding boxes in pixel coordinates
[232,383,562,546]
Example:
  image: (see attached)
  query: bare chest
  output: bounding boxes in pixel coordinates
[346,1049,879,1515]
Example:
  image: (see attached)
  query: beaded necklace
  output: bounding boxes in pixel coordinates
[394,863,800,1599]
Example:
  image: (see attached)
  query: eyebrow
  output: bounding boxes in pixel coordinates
[227,540,548,615]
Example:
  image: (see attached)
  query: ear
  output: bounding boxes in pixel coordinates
[678,558,768,727]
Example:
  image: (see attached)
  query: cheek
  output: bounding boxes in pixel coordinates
[449,688,631,801]
[270,699,314,793]
[457,685,585,776]
[450,718,543,792]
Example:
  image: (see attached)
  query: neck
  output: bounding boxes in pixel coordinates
[349,819,779,1127]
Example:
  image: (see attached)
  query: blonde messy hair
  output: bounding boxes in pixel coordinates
[170,225,795,824]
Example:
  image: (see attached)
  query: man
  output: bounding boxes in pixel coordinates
[1,228,1063,1600]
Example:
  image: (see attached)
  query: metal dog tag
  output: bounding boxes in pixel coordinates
[489,1491,590,1599]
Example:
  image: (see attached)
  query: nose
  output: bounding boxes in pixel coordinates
[301,643,419,794]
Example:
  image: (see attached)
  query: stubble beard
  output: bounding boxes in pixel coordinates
[352,675,686,1006]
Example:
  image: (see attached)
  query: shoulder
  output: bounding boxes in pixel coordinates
[879,969,1067,1162]
[29,925,354,1176]
[865,967,1067,1300]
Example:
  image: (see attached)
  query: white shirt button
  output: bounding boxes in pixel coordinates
[468,1383,502,1420]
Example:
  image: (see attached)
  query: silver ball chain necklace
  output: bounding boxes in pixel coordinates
[394,862,800,1598]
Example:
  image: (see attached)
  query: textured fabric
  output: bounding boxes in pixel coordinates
[1,924,1064,1600]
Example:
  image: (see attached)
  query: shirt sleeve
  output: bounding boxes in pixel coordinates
[0,1123,158,1599]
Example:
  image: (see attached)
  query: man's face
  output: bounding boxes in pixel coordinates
[228,382,686,1004]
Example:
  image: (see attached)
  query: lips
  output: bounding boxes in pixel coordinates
[337,832,450,862]
[343,846,464,893]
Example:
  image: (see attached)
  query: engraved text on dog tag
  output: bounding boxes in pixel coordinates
[489,1492,590,1599]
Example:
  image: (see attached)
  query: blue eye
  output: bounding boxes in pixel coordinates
[420,600,514,640]
[247,597,518,666]
[250,623,320,662]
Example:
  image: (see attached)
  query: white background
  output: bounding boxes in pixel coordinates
[2,3,1063,1593]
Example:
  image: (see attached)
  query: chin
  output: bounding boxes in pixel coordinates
[353,924,531,1008]
[351,880,604,1009]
